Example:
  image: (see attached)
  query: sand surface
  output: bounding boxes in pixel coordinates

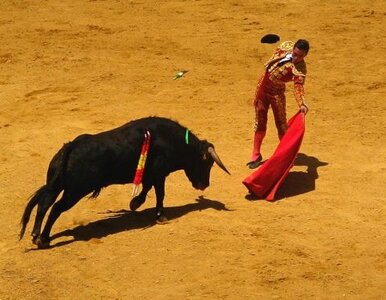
[1,1,385,299]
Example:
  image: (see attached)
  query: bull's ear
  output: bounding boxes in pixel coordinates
[200,141,211,160]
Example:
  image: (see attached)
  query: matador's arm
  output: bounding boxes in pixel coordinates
[292,59,308,109]
[294,75,306,107]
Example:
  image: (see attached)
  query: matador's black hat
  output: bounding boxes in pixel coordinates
[260,34,280,44]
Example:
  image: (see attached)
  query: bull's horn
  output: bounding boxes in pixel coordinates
[208,147,230,175]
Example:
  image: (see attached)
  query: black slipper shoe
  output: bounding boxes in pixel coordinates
[246,155,263,169]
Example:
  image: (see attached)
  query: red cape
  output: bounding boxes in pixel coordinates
[243,112,305,201]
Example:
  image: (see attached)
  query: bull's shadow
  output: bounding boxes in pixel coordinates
[49,196,230,248]
[274,153,328,200]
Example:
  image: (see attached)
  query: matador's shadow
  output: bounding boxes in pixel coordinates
[274,153,328,200]
[49,196,230,248]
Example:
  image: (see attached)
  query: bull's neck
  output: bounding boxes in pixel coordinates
[184,128,190,145]
[173,127,200,170]
[182,127,199,148]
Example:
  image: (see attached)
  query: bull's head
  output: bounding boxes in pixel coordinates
[185,141,230,190]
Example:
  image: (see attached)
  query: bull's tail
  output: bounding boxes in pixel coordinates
[19,141,75,240]
[19,185,48,240]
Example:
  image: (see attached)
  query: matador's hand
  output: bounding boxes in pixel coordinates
[300,103,309,115]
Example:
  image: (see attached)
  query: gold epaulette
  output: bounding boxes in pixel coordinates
[278,41,294,52]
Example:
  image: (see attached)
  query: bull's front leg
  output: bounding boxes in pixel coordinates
[154,178,168,224]
[129,183,152,211]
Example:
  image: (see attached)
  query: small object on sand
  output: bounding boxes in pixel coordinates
[260,34,280,44]
[173,70,188,80]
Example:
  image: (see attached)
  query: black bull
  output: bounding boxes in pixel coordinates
[20,117,230,248]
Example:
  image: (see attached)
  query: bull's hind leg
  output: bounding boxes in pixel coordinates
[129,183,152,211]
[31,189,60,244]
[36,192,82,249]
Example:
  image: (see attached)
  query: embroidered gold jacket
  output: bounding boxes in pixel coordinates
[260,41,307,107]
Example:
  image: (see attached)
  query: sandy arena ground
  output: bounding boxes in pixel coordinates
[1,0,385,299]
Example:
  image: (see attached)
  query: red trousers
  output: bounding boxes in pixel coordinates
[250,73,287,161]
[254,73,288,138]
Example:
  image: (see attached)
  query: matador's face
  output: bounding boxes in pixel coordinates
[292,47,308,64]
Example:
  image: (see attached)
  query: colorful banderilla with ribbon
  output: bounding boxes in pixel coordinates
[132,130,151,197]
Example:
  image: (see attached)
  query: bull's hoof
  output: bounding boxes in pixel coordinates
[156,215,169,224]
[129,197,144,211]
[31,233,39,245]
[36,236,50,249]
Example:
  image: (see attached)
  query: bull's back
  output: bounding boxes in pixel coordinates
[64,130,141,187]
[50,117,185,190]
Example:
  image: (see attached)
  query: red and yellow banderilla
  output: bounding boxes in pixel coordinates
[132,130,151,197]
